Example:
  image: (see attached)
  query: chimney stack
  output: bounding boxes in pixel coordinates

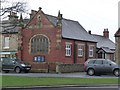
[8,12,18,21]
[103,28,109,38]
[30,10,37,19]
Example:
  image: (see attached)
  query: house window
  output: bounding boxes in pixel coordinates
[3,37,9,49]
[89,45,94,57]
[31,35,49,54]
[78,45,84,57]
[65,43,71,56]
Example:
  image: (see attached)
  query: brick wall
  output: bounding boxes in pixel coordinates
[115,37,120,64]
[0,34,18,52]
[56,64,84,73]
[30,62,84,73]
[30,62,57,73]
[20,9,63,63]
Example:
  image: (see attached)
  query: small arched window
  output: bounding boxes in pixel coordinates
[31,35,49,54]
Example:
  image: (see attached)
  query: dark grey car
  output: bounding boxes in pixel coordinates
[0,57,31,73]
[84,59,120,77]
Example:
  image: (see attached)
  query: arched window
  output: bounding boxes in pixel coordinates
[31,35,49,54]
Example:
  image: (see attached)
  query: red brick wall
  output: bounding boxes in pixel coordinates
[86,42,97,59]
[61,39,75,64]
[21,11,62,63]
[60,39,96,64]
[18,9,96,69]
[75,41,86,64]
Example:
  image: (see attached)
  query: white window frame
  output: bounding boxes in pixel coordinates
[3,37,9,49]
[89,45,94,57]
[78,44,84,57]
[65,43,72,56]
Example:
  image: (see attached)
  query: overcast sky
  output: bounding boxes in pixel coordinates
[27,0,119,42]
[7,0,119,42]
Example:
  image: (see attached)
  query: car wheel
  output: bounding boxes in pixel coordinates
[15,67,21,73]
[113,69,119,77]
[87,69,95,76]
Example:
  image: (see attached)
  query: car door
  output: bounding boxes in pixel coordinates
[93,60,104,73]
[8,59,16,70]
[2,58,9,70]
[3,58,15,70]
[103,60,113,73]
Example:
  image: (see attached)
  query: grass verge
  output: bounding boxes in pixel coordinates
[1,76,119,87]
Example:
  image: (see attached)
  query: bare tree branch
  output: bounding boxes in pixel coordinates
[0,1,28,16]
[1,0,28,31]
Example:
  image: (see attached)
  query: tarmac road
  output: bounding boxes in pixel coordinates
[2,86,120,90]
[0,72,118,78]
[1,72,118,78]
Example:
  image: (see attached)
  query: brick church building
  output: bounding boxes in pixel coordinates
[17,7,97,65]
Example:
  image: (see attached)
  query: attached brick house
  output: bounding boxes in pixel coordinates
[115,28,120,64]
[0,12,19,58]
[89,29,115,61]
[17,8,97,66]
[0,12,29,59]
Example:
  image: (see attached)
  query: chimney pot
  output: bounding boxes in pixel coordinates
[88,30,91,34]
[103,28,109,38]
[39,7,42,10]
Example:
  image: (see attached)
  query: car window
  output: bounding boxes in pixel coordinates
[0,58,2,62]
[15,59,22,62]
[94,60,103,64]
[9,59,15,64]
[103,60,109,64]
[1,58,14,64]
[108,60,116,65]
[2,59,9,63]
[88,60,95,64]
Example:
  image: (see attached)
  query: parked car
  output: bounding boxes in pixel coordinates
[84,59,120,77]
[0,57,31,73]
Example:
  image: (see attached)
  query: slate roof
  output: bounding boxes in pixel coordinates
[46,15,97,42]
[101,47,115,53]
[1,12,97,43]
[1,19,29,34]
[1,20,18,33]
[92,34,115,50]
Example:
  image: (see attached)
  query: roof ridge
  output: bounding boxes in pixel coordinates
[92,34,103,37]
[46,13,78,23]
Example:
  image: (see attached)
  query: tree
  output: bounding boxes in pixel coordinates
[0,0,28,19]
[0,0,28,30]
